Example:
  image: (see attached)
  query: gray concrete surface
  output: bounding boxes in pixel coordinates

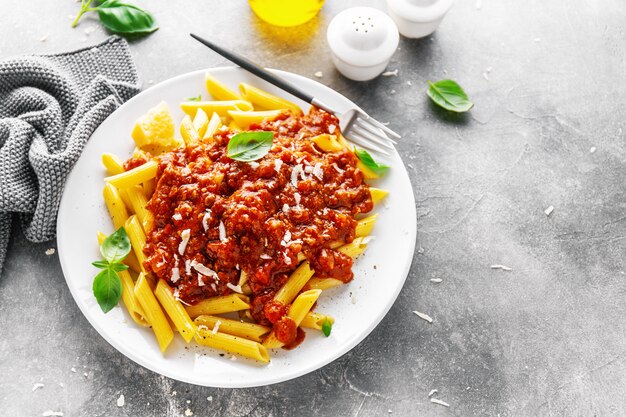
[2,0,626,416]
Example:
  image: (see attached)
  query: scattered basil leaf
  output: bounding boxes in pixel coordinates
[100,227,131,263]
[92,260,110,269]
[109,263,129,272]
[72,0,158,37]
[322,319,332,337]
[354,148,390,174]
[227,131,274,162]
[427,79,474,113]
[92,268,122,313]
[186,95,202,102]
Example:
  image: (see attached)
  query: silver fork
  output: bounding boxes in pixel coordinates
[190,33,400,156]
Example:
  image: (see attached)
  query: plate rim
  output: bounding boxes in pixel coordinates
[57,66,417,387]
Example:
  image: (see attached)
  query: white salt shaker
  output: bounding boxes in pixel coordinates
[326,7,399,81]
[386,0,454,39]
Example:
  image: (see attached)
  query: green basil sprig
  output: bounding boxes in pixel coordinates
[92,227,131,313]
[355,148,390,174]
[72,0,158,36]
[322,318,332,337]
[227,131,274,162]
[427,79,474,113]
[186,95,202,102]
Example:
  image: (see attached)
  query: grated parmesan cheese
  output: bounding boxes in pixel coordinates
[45,248,55,256]
[184,409,193,416]
[312,162,323,180]
[42,412,64,417]
[284,252,292,265]
[211,320,222,334]
[260,254,272,260]
[428,389,438,397]
[413,311,433,323]
[314,71,323,78]
[191,260,218,279]
[291,164,303,186]
[430,278,443,283]
[328,125,336,134]
[178,229,191,255]
[117,394,125,407]
[202,210,212,232]
[173,213,182,221]
[32,383,44,392]
[226,283,243,293]
[332,163,344,174]
[185,259,191,275]
[197,325,209,331]
[544,206,554,216]
[219,221,227,242]
[248,161,260,169]
[171,267,180,283]
[282,203,289,213]
[382,69,398,76]
[294,192,301,206]
[274,159,283,172]
[198,274,205,286]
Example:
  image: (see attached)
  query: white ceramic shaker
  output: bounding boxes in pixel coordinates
[326,7,399,81]
[386,0,454,39]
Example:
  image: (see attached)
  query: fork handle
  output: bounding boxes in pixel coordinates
[190,33,316,106]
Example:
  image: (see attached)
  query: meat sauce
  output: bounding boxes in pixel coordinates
[138,107,373,347]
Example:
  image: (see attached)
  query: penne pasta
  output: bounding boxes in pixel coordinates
[180,114,200,144]
[205,73,242,101]
[312,134,343,152]
[370,187,389,204]
[227,109,282,129]
[194,315,270,343]
[184,294,250,318]
[124,215,147,274]
[273,261,315,305]
[305,277,344,291]
[337,237,368,258]
[356,160,379,180]
[143,178,156,198]
[154,279,196,343]
[126,185,154,232]
[180,100,253,118]
[134,273,174,353]
[105,160,158,190]
[195,327,270,363]
[301,312,335,331]
[239,83,302,115]
[263,289,321,349]
[355,214,377,237]
[204,111,222,140]
[228,120,242,132]
[193,108,209,138]
[103,183,129,230]
[101,153,125,175]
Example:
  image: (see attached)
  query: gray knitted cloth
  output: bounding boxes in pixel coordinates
[0,36,141,274]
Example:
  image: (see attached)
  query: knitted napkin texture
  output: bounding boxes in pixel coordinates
[0,36,141,274]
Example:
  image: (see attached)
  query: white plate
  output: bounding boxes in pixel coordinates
[57,67,417,388]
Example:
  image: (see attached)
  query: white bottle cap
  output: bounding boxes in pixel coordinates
[386,0,454,38]
[327,7,399,81]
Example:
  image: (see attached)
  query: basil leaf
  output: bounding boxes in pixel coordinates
[355,148,390,174]
[95,0,158,35]
[92,267,122,313]
[427,80,474,113]
[109,262,129,272]
[227,131,274,162]
[100,227,131,263]
[322,319,332,337]
[92,260,110,269]
[186,95,201,102]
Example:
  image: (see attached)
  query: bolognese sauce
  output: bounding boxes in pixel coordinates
[137,107,373,347]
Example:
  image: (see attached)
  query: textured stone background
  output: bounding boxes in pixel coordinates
[2,0,626,416]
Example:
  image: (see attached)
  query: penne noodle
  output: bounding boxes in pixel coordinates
[305,277,344,291]
[312,134,343,152]
[124,215,147,273]
[239,83,302,115]
[205,73,242,101]
[194,315,270,343]
[227,109,282,129]
[143,178,156,198]
[134,273,174,353]
[193,108,209,138]
[337,237,368,258]
[301,312,335,331]
[204,111,222,140]
[154,279,196,343]
[263,289,321,349]
[194,327,270,363]
[370,188,389,204]
[106,160,158,190]
[180,100,253,118]
[356,160,379,180]
[228,120,242,132]
[101,153,125,175]
[103,183,129,230]
[126,185,154,232]
[238,270,248,287]
[355,214,377,237]
[180,114,200,144]
[185,294,250,318]
[273,260,315,305]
